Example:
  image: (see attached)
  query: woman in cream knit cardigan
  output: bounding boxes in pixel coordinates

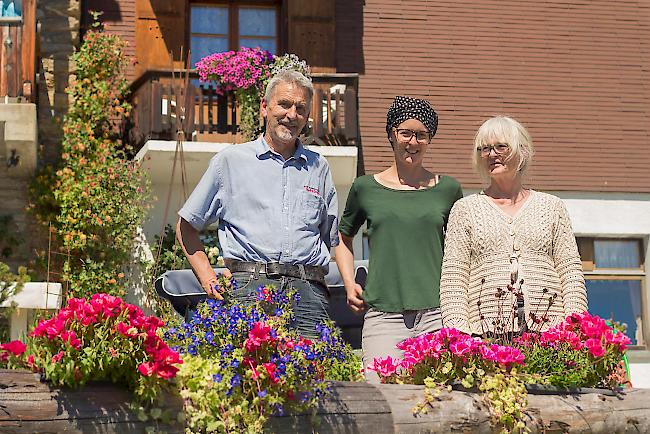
[440,116,588,336]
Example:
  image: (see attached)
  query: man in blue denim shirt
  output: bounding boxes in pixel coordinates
[176,70,339,338]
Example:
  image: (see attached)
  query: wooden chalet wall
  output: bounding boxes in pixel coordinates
[342,0,650,192]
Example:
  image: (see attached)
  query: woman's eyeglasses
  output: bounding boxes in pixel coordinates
[477,143,510,157]
[394,128,433,144]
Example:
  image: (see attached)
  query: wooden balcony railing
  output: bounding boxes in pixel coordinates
[127,69,360,148]
[0,0,36,101]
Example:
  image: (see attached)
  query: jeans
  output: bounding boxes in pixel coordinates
[229,271,330,339]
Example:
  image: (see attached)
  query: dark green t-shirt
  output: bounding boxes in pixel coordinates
[339,174,463,312]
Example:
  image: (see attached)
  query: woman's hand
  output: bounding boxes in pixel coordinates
[346,283,366,314]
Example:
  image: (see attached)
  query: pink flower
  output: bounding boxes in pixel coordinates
[368,356,399,378]
[138,362,155,377]
[244,322,274,353]
[490,345,525,365]
[0,340,26,356]
[479,345,496,362]
[52,351,65,363]
[450,340,472,357]
[116,322,138,338]
[584,338,606,358]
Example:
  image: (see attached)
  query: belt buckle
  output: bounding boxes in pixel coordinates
[265,262,282,278]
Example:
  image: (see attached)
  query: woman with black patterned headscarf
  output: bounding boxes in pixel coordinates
[335,96,464,382]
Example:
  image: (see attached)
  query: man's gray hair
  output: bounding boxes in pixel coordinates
[264,70,314,104]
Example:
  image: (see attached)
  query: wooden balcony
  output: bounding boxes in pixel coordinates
[127,69,360,149]
[0,0,36,101]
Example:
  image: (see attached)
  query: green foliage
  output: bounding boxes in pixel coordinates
[28,23,149,299]
[237,87,263,140]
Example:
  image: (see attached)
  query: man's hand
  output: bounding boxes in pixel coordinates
[346,283,366,314]
[201,268,233,300]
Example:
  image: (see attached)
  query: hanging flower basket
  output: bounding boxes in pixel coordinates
[195,49,311,141]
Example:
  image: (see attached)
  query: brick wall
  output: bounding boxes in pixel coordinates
[339,0,650,193]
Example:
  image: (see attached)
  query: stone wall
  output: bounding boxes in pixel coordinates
[36,0,80,165]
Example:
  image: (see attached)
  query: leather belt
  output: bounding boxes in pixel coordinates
[226,260,327,286]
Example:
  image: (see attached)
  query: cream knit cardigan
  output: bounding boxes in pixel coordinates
[440,191,588,335]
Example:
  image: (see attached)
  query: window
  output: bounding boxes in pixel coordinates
[577,238,646,347]
[0,0,21,18]
[190,3,279,67]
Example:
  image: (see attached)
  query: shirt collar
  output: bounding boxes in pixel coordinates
[256,135,308,164]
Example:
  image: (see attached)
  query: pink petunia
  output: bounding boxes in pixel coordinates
[368,356,399,378]
[0,340,26,356]
[584,338,606,358]
[52,351,65,363]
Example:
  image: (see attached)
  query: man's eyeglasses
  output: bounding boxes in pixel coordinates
[394,128,433,144]
[476,143,510,157]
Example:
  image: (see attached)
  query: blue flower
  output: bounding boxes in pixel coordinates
[231,374,242,388]
[258,389,267,398]
[205,331,214,343]
[230,359,240,368]
[213,373,223,382]
[187,344,198,356]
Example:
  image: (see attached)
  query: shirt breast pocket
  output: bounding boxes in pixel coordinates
[298,190,325,228]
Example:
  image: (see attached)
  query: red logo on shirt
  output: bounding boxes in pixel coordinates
[304,185,321,196]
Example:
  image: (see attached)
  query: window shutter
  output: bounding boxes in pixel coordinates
[136,0,188,75]
[286,0,336,72]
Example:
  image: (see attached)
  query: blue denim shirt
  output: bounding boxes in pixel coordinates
[178,136,339,267]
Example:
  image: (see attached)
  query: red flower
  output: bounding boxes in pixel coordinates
[0,340,26,356]
[244,322,274,353]
[52,351,65,363]
[138,362,156,377]
[263,362,279,384]
[155,364,179,379]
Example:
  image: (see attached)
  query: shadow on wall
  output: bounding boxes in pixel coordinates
[335,0,364,74]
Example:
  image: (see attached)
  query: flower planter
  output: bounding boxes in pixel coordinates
[2,369,649,433]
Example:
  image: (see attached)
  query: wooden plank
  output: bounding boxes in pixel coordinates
[20,0,36,100]
[206,86,214,134]
[184,83,196,139]
[344,88,358,141]
[151,81,163,134]
[312,87,323,138]
[197,84,205,133]
[0,25,7,96]
[230,91,237,134]
[216,89,227,134]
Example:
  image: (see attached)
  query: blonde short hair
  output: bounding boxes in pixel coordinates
[472,116,534,181]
